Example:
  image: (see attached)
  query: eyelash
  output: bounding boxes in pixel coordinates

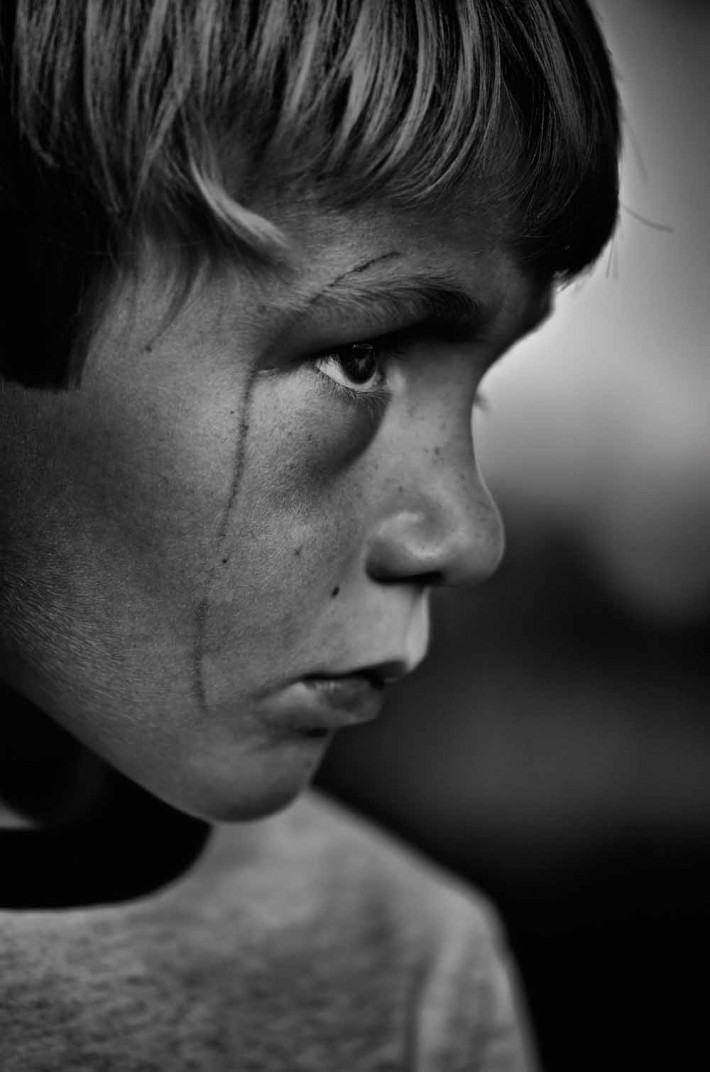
[311,332,491,416]
[312,338,402,418]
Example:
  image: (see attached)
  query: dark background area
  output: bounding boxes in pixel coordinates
[317,3,710,1069]
[317,517,710,1070]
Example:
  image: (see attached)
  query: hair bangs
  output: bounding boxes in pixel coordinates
[2,1,620,387]
[231,1,510,212]
[248,0,620,280]
[12,1,618,277]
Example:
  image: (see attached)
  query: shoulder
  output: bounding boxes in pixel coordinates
[206,787,508,970]
[275,788,501,939]
[253,791,538,1070]
[238,788,515,997]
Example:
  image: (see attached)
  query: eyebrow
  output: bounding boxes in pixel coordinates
[302,272,490,344]
[273,250,551,351]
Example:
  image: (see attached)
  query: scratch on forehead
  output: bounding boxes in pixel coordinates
[338,250,403,280]
[326,246,403,289]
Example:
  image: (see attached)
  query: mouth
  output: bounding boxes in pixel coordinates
[308,659,412,689]
[264,662,409,737]
[296,671,385,726]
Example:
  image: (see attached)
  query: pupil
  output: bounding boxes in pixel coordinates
[343,344,377,384]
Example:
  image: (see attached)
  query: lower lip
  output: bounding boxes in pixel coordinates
[266,676,385,734]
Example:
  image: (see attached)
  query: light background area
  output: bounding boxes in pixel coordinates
[479,0,710,623]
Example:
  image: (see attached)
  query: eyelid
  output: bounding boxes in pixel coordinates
[374,319,471,348]
[286,304,480,368]
[311,319,472,362]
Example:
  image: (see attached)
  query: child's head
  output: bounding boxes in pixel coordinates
[0,1,620,822]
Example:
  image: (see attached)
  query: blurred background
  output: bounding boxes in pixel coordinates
[316,1,710,1068]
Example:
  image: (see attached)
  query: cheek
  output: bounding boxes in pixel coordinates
[0,332,253,716]
[198,371,377,680]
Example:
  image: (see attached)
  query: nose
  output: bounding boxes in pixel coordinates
[365,440,505,589]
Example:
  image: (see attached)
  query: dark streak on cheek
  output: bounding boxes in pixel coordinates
[192,373,257,713]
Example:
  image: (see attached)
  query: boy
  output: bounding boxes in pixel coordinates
[0,1,620,1068]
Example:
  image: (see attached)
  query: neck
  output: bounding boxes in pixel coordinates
[0,681,112,828]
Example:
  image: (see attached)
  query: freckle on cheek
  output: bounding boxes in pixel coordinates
[294,546,302,558]
[330,586,340,598]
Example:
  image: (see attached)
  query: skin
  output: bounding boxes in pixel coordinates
[0,196,549,824]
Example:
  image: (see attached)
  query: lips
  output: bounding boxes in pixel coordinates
[259,654,418,738]
[309,659,413,689]
[302,673,384,712]
[264,672,386,735]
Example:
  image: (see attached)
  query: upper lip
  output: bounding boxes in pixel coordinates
[304,660,414,689]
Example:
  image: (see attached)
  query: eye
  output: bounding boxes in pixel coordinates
[314,342,386,394]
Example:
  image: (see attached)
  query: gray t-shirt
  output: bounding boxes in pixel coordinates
[0,790,537,1070]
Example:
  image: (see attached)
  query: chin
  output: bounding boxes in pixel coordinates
[142,736,331,824]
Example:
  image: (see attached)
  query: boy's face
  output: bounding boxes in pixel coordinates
[0,195,549,821]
